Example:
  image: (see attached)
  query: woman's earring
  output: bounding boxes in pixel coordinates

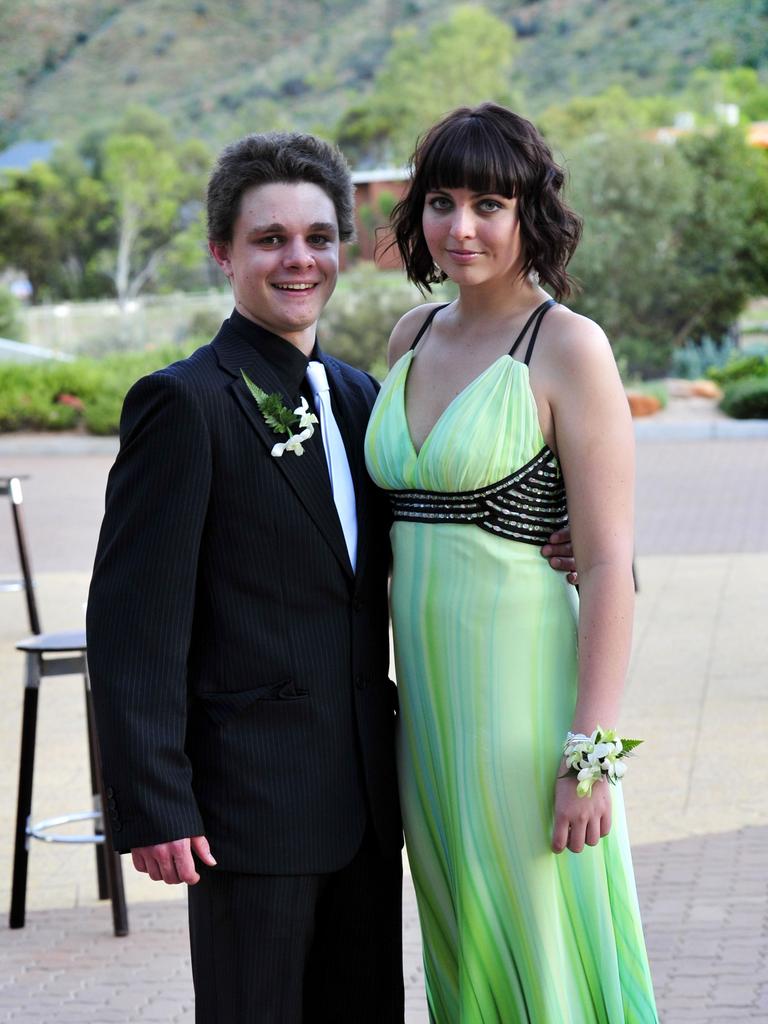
[427,261,447,285]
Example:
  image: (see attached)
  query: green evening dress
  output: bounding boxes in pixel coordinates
[364,305,658,1023]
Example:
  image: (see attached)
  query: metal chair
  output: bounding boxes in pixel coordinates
[3,475,128,936]
[0,476,40,634]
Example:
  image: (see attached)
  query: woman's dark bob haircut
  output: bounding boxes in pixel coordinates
[391,103,582,299]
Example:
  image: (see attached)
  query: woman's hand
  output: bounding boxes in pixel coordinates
[551,770,612,854]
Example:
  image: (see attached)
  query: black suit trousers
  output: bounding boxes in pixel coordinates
[188,826,404,1023]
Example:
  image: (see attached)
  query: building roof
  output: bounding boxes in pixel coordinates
[0,140,55,171]
[351,167,410,184]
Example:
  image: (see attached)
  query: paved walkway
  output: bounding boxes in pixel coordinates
[1,431,767,1022]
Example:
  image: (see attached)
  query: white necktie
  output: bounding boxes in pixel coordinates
[305,360,358,571]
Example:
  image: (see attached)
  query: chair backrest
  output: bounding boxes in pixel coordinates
[1,476,42,635]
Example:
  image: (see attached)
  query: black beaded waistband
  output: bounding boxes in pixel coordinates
[389,446,568,546]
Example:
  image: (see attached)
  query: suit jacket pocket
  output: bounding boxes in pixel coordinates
[196,681,309,726]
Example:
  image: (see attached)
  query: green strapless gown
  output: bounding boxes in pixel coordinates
[364,349,658,1023]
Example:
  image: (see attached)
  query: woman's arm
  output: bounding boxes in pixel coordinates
[542,313,635,853]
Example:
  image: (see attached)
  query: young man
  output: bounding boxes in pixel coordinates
[87,132,576,1023]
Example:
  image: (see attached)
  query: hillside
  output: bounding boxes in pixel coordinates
[1,0,767,151]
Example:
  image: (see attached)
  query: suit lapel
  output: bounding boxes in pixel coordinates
[213,324,354,579]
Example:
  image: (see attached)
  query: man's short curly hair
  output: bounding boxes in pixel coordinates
[391,103,582,299]
[207,132,356,244]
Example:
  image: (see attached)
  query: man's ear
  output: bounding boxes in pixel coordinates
[209,241,232,277]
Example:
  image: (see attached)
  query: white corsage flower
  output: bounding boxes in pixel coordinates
[271,425,315,457]
[241,372,319,458]
[295,397,319,431]
[562,726,642,798]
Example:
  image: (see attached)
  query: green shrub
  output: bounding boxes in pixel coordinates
[670,336,737,379]
[0,344,198,434]
[720,376,768,418]
[82,392,125,435]
[708,353,768,385]
[612,336,671,381]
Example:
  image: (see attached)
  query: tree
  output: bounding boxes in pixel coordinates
[0,151,112,301]
[539,86,674,149]
[673,127,768,342]
[0,107,211,304]
[336,4,519,164]
[564,125,768,376]
[100,129,209,306]
[565,134,696,375]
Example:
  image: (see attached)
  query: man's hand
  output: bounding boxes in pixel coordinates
[131,835,216,885]
[541,528,578,585]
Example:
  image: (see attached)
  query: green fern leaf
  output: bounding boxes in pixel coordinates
[621,738,644,753]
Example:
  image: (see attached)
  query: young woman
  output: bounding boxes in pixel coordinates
[365,103,658,1022]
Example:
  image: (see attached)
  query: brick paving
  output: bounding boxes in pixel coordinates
[1,431,767,1021]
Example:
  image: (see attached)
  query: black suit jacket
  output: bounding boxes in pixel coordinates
[87,317,401,874]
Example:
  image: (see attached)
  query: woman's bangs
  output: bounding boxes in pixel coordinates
[421,119,520,197]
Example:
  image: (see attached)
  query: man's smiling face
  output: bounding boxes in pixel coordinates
[210,181,340,349]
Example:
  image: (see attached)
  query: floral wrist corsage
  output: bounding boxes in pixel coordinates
[562,727,643,798]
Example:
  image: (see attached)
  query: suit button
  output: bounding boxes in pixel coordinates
[107,798,117,810]
[355,674,366,690]
[105,787,114,798]
[352,597,363,612]
[111,822,122,832]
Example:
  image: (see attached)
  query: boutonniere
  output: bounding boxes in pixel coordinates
[241,370,318,457]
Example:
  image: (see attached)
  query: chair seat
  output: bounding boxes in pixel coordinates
[16,629,87,653]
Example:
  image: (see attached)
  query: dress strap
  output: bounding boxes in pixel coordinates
[409,304,450,350]
[508,299,557,361]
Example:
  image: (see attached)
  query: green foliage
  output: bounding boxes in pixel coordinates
[680,67,768,123]
[621,739,644,754]
[98,108,210,304]
[0,343,198,434]
[566,134,696,377]
[0,107,210,304]
[670,336,739,379]
[708,353,768,385]
[0,149,113,301]
[240,373,298,435]
[540,86,674,147]
[674,128,768,338]
[720,376,768,418]
[336,5,518,163]
[564,120,768,377]
[0,286,24,339]
[187,309,225,342]
[2,0,767,151]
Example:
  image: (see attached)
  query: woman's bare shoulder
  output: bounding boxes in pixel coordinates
[387,301,446,367]
[539,304,614,377]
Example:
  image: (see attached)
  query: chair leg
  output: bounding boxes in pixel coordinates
[85,678,129,937]
[105,843,129,938]
[10,657,40,929]
[84,677,109,900]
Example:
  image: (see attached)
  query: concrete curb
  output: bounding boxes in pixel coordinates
[633,418,768,440]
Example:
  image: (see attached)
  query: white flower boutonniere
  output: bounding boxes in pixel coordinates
[241,370,318,457]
